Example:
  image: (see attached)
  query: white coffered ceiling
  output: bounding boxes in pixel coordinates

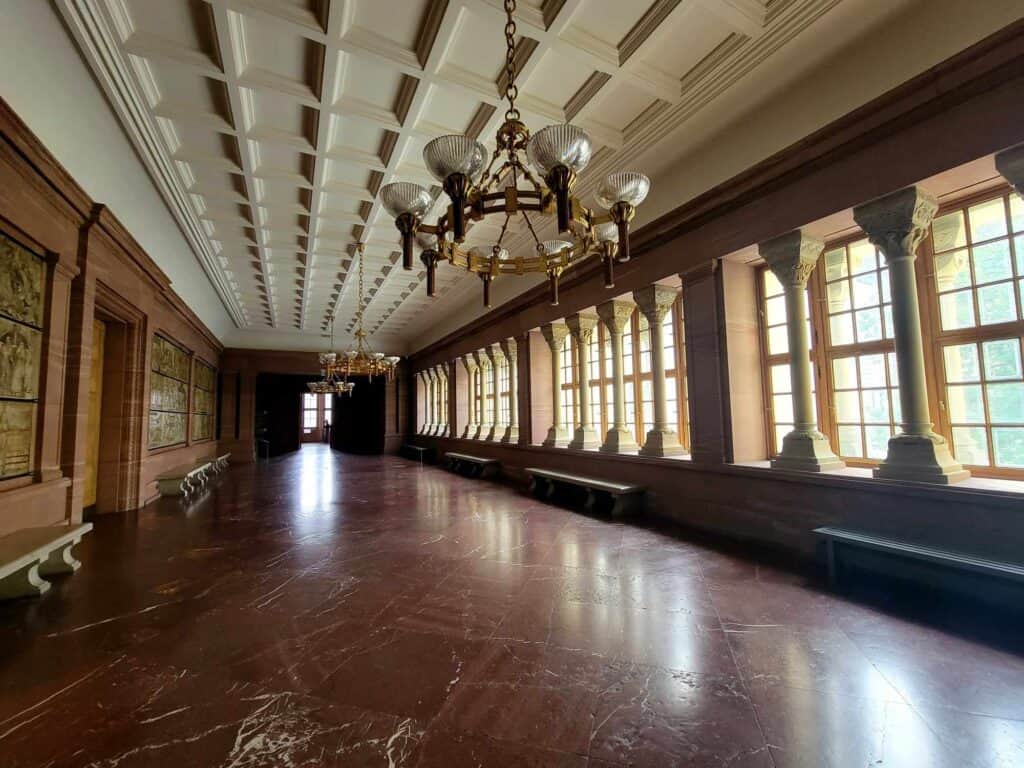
[58,0,870,352]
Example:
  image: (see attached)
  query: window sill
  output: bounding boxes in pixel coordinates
[420,433,1024,505]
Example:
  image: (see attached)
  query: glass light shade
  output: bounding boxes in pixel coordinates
[345,350,358,360]
[372,352,385,361]
[526,124,592,175]
[319,352,337,364]
[416,232,437,250]
[594,222,618,243]
[596,172,650,208]
[379,182,432,218]
[423,135,487,183]
[385,356,401,365]
[541,239,572,256]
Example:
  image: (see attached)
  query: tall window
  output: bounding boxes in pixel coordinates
[755,188,1024,477]
[473,368,482,430]
[622,315,637,441]
[498,359,510,426]
[560,334,575,428]
[667,296,690,449]
[928,192,1024,471]
[583,299,690,449]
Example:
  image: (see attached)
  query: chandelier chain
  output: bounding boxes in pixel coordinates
[503,0,518,121]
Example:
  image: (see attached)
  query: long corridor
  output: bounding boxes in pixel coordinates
[1,445,1022,767]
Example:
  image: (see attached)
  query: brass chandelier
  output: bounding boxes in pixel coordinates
[377,0,651,308]
[308,243,400,395]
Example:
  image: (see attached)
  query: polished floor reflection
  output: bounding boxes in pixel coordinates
[1,444,1022,767]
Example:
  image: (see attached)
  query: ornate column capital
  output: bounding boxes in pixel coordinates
[473,349,491,371]
[759,230,824,288]
[565,313,599,344]
[853,186,937,263]
[487,342,506,366]
[462,353,478,373]
[633,285,678,324]
[995,143,1024,195]
[596,299,635,336]
[541,322,570,352]
[499,337,518,363]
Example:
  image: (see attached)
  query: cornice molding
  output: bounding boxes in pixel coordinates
[55,0,245,328]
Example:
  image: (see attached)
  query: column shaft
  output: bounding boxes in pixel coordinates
[635,286,685,457]
[597,301,640,453]
[854,186,967,483]
[541,323,570,447]
[567,314,599,450]
[759,231,843,472]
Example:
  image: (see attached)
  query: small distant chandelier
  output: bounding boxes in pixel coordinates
[308,243,400,395]
[378,0,650,308]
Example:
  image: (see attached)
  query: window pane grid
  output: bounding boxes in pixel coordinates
[832,352,900,460]
[943,338,1024,468]
[823,239,892,347]
[560,334,575,428]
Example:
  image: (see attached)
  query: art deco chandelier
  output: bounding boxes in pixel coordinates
[378,0,651,308]
[308,243,400,395]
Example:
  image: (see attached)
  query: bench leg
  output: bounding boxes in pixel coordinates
[39,538,83,576]
[610,494,640,518]
[584,489,598,514]
[825,540,837,588]
[544,479,558,501]
[0,561,50,600]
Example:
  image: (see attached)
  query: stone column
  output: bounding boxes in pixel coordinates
[995,144,1024,194]
[759,231,844,472]
[472,349,491,440]
[486,344,505,441]
[633,285,686,457]
[566,313,600,449]
[461,354,478,439]
[853,186,968,484]
[500,337,519,444]
[417,370,429,434]
[436,365,448,437]
[426,368,438,435]
[540,322,571,447]
[597,300,640,454]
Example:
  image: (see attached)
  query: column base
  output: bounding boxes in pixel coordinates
[462,424,477,439]
[500,426,519,444]
[639,429,686,458]
[771,430,845,473]
[873,433,970,484]
[599,428,639,454]
[542,427,570,448]
[485,426,498,442]
[472,425,484,440]
[568,426,600,450]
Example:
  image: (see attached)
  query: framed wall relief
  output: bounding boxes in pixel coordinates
[149,335,190,449]
[0,233,45,480]
[191,358,215,441]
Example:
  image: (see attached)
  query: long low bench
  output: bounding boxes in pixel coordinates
[0,523,93,600]
[815,526,1024,590]
[156,453,230,499]
[525,468,645,517]
[443,452,499,479]
[401,444,434,464]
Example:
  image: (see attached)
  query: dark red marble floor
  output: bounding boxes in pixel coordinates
[2,445,1023,767]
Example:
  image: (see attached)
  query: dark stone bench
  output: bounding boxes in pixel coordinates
[525,467,644,517]
[0,523,93,600]
[401,444,434,464]
[443,452,499,479]
[815,526,1024,592]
